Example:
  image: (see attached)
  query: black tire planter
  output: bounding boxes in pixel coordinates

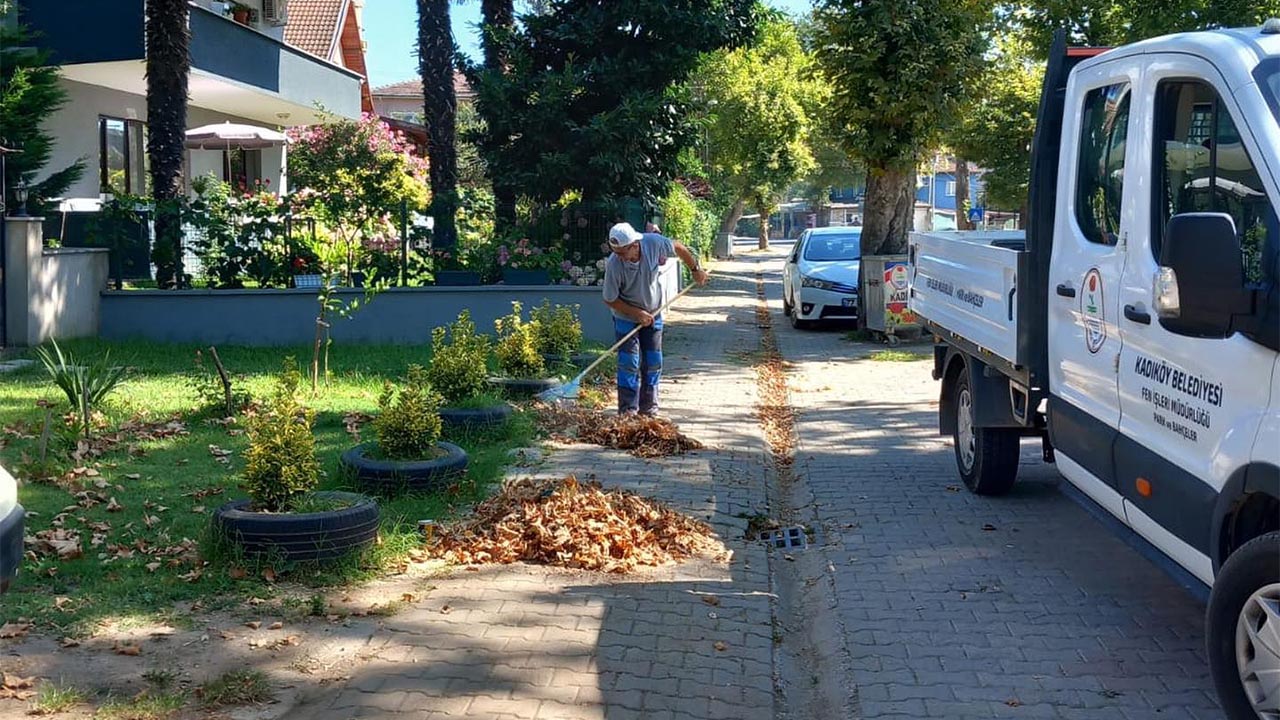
[541,352,598,368]
[440,403,512,431]
[340,441,469,494]
[488,376,561,399]
[212,491,379,563]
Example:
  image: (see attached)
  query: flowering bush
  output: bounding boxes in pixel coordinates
[497,238,564,275]
[557,259,605,286]
[188,175,294,288]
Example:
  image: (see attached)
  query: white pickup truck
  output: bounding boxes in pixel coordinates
[909,24,1280,720]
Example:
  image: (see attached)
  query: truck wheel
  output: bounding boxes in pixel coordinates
[1207,531,1280,720]
[952,372,1019,495]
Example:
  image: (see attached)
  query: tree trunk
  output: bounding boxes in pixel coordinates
[481,0,515,231]
[756,202,770,250]
[418,0,458,248]
[145,0,190,289]
[860,166,915,256]
[720,197,746,235]
[955,157,972,231]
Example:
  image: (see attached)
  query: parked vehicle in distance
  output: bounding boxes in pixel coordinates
[782,226,862,329]
[910,24,1280,720]
[0,463,23,593]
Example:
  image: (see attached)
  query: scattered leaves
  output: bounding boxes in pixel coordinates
[268,622,283,631]
[535,407,703,458]
[106,497,123,512]
[24,529,82,560]
[432,476,724,573]
[0,622,31,639]
[113,642,142,656]
[0,673,35,700]
[244,622,261,630]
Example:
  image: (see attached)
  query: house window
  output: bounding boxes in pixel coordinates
[390,111,425,125]
[945,181,956,197]
[225,147,263,191]
[99,117,149,196]
[1074,82,1131,246]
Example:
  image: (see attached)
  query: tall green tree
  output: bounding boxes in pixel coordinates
[478,0,517,228]
[464,0,760,207]
[145,0,190,288]
[418,0,459,248]
[701,17,824,249]
[813,0,992,258]
[0,4,85,214]
[1016,0,1280,56]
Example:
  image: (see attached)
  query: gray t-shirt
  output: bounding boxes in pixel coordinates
[602,233,676,317]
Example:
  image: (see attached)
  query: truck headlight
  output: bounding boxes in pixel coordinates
[801,276,833,290]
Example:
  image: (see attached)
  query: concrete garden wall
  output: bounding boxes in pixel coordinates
[99,286,618,346]
[4,217,110,347]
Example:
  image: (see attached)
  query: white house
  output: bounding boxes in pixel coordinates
[22,0,371,206]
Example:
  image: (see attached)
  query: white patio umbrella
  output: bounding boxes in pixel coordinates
[185,122,289,188]
[184,122,289,150]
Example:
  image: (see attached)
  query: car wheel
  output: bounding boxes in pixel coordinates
[783,293,793,317]
[952,371,1019,495]
[790,306,811,330]
[1207,531,1280,720]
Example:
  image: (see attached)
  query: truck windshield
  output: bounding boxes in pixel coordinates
[804,233,861,261]
[1261,61,1280,123]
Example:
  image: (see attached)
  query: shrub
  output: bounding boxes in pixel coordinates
[425,310,492,405]
[530,300,582,357]
[35,338,128,439]
[494,301,546,379]
[242,359,321,512]
[374,365,444,460]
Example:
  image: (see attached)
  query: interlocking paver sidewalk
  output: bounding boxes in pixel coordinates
[288,263,782,720]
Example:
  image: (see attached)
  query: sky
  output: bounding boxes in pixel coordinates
[362,0,815,89]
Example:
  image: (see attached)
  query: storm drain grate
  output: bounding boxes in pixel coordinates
[759,526,808,549]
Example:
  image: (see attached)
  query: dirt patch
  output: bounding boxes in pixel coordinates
[535,405,704,458]
[431,476,725,573]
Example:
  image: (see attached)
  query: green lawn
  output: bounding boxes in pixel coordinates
[0,339,534,634]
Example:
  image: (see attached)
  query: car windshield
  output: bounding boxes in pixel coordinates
[803,233,861,261]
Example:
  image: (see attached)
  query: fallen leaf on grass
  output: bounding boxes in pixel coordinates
[268,622,283,630]
[53,596,72,610]
[228,567,248,580]
[262,568,277,583]
[191,506,206,514]
[124,473,141,480]
[59,637,79,648]
[106,497,123,512]
[113,642,142,656]
[24,529,82,560]
[145,562,161,573]
[0,622,31,639]
[244,621,261,630]
[179,569,203,583]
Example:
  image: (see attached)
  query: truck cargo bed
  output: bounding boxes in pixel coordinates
[909,230,1027,368]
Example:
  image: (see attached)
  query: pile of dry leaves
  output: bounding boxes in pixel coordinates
[431,476,723,573]
[536,405,703,458]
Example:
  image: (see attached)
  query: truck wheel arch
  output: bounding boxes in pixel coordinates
[1211,462,1280,575]
[939,350,968,436]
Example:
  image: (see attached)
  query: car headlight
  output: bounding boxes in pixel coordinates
[801,275,833,290]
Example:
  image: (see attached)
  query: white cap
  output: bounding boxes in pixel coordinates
[608,222,643,248]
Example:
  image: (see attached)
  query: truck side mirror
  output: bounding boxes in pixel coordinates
[1154,212,1252,337]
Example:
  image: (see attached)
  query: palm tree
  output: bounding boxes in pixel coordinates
[417,0,459,249]
[145,0,191,288]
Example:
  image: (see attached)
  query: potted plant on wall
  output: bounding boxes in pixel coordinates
[425,311,512,429]
[432,248,482,286]
[229,2,252,25]
[489,302,562,398]
[340,365,469,494]
[498,238,561,285]
[213,360,379,563]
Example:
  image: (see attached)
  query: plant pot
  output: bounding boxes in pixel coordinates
[541,352,598,368]
[439,403,513,431]
[212,491,379,563]
[340,441,469,494]
[502,269,551,285]
[434,270,481,286]
[232,9,250,24]
[488,376,561,399]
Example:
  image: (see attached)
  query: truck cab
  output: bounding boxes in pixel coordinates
[910,24,1280,720]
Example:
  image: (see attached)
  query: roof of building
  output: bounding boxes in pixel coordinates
[372,74,475,101]
[283,0,344,59]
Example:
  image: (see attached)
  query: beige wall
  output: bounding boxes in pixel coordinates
[4,218,109,347]
[373,95,421,121]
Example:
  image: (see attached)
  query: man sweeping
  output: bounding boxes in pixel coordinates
[602,222,709,416]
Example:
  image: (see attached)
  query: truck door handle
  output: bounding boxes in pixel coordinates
[1056,283,1076,298]
[1123,304,1151,325]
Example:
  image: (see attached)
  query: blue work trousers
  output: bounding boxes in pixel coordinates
[614,314,663,415]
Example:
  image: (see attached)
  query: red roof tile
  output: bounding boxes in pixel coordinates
[284,0,344,59]
[372,73,474,101]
